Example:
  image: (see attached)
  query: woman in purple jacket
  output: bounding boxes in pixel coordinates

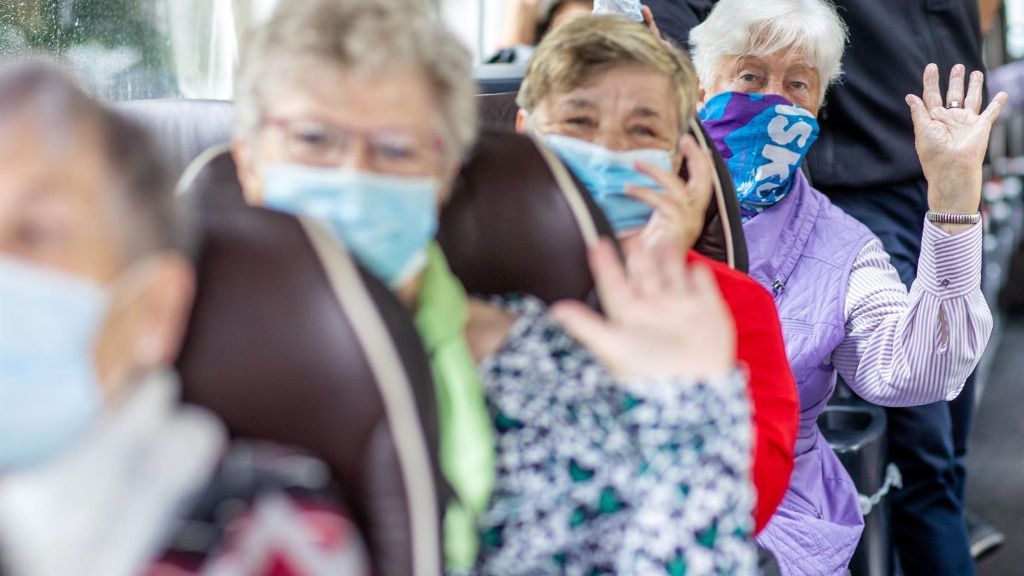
[688,0,1007,574]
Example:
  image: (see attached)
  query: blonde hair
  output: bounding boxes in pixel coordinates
[517,15,699,131]
[234,0,478,164]
[690,0,847,102]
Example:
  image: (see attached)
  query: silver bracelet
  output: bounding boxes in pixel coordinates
[926,211,981,225]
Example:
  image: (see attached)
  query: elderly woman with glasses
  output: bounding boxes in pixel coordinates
[685,0,1006,573]
[231,0,759,573]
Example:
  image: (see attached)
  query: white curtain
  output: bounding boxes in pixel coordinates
[439,0,521,63]
[164,0,279,100]
[163,0,505,98]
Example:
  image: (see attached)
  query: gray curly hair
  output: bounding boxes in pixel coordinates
[234,0,478,165]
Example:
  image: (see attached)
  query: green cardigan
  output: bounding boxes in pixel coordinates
[413,243,496,571]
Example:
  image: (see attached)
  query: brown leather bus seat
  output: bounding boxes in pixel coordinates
[175,206,443,576]
[476,93,748,271]
[478,92,520,130]
[439,128,615,304]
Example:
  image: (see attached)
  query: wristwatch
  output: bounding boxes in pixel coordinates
[926,211,982,226]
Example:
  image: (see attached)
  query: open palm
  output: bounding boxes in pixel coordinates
[907,64,1007,214]
[550,240,735,381]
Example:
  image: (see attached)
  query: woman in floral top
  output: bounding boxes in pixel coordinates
[233,0,755,573]
[479,293,753,574]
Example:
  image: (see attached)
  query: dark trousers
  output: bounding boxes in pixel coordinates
[824,179,976,576]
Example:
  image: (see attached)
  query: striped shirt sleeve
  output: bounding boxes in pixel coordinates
[831,219,992,407]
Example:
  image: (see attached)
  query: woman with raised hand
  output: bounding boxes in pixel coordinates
[685,1,1004,573]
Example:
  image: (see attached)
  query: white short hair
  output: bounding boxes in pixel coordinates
[689,0,847,102]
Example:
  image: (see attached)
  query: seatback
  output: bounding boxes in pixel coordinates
[478,92,521,130]
[438,128,615,304]
[175,206,443,576]
[474,63,528,95]
[116,99,234,180]
[475,93,748,271]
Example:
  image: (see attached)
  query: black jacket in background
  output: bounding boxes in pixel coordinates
[807,0,986,190]
[641,0,715,48]
[646,0,986,190]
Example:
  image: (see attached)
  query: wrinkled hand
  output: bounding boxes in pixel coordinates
[906,63,1007,219]
[549,239,736,381]
[629,134,714,251]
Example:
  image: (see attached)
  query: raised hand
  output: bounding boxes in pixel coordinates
[641,6,663,40]
[628,134,714,252]
[549,239,735,381]
[906,63,1008,220]
[641,5,675,50]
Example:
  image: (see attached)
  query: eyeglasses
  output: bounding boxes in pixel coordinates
[263,116,446,176]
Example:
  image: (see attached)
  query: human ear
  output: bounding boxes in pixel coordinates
[437,160,461,208]
[95,253,195,393]
[232,138,265,205]
[514,109,530,134]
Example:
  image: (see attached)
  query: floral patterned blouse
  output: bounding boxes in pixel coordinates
[475,297,756,575]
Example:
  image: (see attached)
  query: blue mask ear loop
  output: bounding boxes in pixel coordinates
[524,129,602,250]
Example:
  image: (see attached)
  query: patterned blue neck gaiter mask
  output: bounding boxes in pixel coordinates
[699,92,820,222]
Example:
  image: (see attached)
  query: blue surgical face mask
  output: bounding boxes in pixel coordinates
[263,165,440,287]
[0,257,107,469]
[542,134,675,233]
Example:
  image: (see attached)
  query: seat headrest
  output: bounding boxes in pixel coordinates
[179,144,245,208]
[478,92,520,130]
[176,207,442,576]
[474,63,528,95]
[116,99,234,180]
[438,129,615,304]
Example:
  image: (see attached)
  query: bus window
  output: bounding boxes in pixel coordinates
[0,0,276,101]
[1007,0,1024,59]
[439,0,538,64]
[1,0,537,100]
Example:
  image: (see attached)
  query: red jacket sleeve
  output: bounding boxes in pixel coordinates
[688,252,799,533]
